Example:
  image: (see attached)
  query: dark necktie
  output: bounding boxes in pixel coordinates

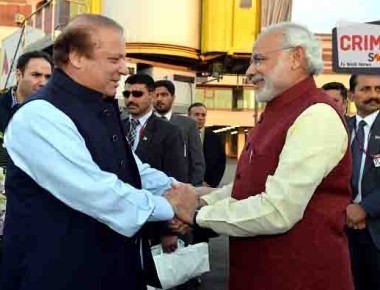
[160,115,167,121]
[351,120,366,199]
[127,118,139,147]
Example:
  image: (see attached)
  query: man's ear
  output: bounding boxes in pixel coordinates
[348,91,354,102]
[290,46,305,70]
[68,51,84,69]
[147,90,154,101]
[15,69,22,83]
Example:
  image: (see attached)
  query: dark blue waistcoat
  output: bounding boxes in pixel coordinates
[0,69,145,290]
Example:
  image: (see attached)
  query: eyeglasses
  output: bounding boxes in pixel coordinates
[123,90,144,98]
[249,46,295,67]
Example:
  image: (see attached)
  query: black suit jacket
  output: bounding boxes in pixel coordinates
[123,114,187,182]
[203,128,226,187]
[0,89,15,168]
[170,114,205,186]
[348,113,380,249]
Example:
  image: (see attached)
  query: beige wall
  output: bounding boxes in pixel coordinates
[103,0,201,50]
[314,73,351,88]
[206,109,254,127]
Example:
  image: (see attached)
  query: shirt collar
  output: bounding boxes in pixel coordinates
[130,109,153,127]
[10,87,20,108]
[157,110,172,120]
[355,110,379,129]
[200,127,205,144]
[51,68,105,103]
[266,76,317,111]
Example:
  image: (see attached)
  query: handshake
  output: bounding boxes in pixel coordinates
[165,183,198,227]
[164,184,211,234]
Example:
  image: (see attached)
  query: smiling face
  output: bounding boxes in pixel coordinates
[245,28,313,103]
[245,30,296,102]
[70,27,127,96]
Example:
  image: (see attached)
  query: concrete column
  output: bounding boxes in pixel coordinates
[225,132,231,157]
[237,127,245,159]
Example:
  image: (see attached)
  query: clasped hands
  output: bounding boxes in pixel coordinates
[346,203,367,230]
[164,183,210,235]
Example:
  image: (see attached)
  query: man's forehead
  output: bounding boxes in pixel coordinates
[356,75,380,86]
[126,83,147,90]
[155,86,169,93]
[253,30,284,52]
[93,28,124,49]
[324,89,343,98]
[24,58,52,71]
[193,106,206,112]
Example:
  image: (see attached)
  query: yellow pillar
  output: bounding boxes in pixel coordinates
[225,133,231,157]
[90,0,102,14]
[237,127,245,159]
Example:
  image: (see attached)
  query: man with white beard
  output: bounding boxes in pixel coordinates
[170,22,354,290]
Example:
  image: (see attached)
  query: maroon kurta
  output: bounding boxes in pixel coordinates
[229,77,354,290]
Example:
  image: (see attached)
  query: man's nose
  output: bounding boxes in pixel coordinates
[245,64,258,83]
[246,58,259,73]
[119,62,128,75]
[41,78,49,86]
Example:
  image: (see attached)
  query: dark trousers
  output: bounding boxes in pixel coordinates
[347,227,380,290]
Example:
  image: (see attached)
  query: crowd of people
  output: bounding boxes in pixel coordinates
[0,13,379,290]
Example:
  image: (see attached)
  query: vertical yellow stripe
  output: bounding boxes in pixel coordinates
[90,0,102,14]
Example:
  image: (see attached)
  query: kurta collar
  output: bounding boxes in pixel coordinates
[266,76,317,111]
[51,68,109,103]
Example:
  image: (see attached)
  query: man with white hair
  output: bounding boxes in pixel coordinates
[172,22,354,289]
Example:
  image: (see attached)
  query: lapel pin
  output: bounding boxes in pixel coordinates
[374,135,380,140]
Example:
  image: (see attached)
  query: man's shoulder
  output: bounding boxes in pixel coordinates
[149,115,181,134]
[0,89,14,133]
[205,128,222,145]
[371,112,380,132]
[171,114,196,127]
[0,88,12,105]
[205,127,216,135]
[346,115,356,129]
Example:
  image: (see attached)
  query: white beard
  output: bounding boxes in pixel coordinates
[254,60,287,103]
[255,79,275,102]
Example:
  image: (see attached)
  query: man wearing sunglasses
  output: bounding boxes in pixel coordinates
[122,74,186,184]
[122,74,187,256]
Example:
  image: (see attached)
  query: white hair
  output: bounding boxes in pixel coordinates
[258,22,324,75]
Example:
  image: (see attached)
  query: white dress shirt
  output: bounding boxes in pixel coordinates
[130,109,153,151]
[156,110,173,121]
[352,110,379,203]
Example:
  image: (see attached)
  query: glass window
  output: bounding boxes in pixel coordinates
[195,87,266,110]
